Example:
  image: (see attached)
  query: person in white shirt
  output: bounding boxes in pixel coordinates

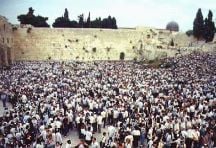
[97,114,103,133]
[189,104,195,119]
[192,127,200,148]
[100,132,107,148]
[132,126,141,148]
[174,119,180,134]
[113,109,119,126]
[90,137,100,148]
[35,143,44,148]
[41,128,47,142]
[55,130,63,145]
[165,131,172,148]
[85,127,93,145]
[108,125,116,141]
[101,110,107,128]
[147,127,153,140]
[148,139,154,148]
[55,119,62,130]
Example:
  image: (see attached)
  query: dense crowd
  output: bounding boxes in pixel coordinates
[0,51,215,148]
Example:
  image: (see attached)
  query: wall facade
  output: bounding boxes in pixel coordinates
[0,15,198,63]
[12,26,194,61]
[0,16,14,67]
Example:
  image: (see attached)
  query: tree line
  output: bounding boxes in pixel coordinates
[17,7,118,29]
[17,7,216,42]
[192,8,215,42]
[17,7,50,27]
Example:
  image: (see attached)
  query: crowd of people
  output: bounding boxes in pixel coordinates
[0,51,215,148]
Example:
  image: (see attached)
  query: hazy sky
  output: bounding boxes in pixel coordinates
[0,0,216,31]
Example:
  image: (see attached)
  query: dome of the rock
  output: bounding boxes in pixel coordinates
[166,21,179,32]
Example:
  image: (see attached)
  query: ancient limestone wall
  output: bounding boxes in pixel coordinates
[13,26,194,61]
[0,16,14,66]
[13,27,151,61]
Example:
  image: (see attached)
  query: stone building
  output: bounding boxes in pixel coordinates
[0,16,14,67]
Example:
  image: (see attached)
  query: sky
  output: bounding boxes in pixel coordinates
[0,0,216,31]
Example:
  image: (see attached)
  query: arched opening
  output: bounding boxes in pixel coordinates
[119,52,125,60]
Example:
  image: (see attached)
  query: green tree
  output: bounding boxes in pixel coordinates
[33,15,50,27]
[27,7,34,16]
[53,9,71,28]
[91,17,102,28]
[78,14,84,28]
[70,20,78,28]
[102,18,109,28]
[193,8,204,40]
[52,10,117,29]
[64,8,69,20]
[204,10,215,42]
[170,39,174,46]
[86,12,91,28]
[101,16,117,29]
[17,7,50,27]
[186,30,193,37]
[111,17,117,29]
[52,17,71,28]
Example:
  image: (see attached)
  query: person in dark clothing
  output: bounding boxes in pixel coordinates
[63,116,69,136]
[1,92,7,108]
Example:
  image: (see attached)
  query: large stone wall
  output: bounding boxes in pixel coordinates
[0,15,201,63]
[0,16,14,67]
[12,26,195,61]
[0,16,216,65]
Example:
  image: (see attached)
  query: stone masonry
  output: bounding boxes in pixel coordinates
[0,15,204,66]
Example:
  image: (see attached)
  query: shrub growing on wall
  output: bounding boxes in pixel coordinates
[27,27,32,33]
[12,26,18,31]
[92,47,97,52]
[106,47,111,52]
[120,52,125,60]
